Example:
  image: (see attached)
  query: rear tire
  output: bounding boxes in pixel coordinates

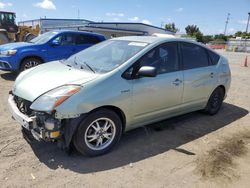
[24,33,37,42]
[20,57,42,72]
[0,33,9,44]
[73,109,122,157]
[204,87,224,115]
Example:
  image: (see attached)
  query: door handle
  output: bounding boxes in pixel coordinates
[210,72,214,78]
[172,79,182,86]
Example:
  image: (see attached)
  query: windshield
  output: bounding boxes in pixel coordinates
[66,40,148,73]
[30,31,59,44]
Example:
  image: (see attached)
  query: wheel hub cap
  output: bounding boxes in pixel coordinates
[84,118,116,151]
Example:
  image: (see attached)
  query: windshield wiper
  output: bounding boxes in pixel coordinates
[82,61,95,73]
[74,56,95,73]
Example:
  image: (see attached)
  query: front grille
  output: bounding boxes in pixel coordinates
[14,95,33,116]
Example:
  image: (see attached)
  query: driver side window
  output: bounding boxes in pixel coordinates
[53,34,75,45]
[122,42,179,80]
[138,42,179,75]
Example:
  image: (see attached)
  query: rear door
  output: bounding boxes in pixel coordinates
[180,42,216,108]
[130,42,184,124]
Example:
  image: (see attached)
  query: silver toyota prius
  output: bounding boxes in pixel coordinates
[8,36,231,156]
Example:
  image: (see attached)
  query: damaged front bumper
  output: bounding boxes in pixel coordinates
[8,94,62,141]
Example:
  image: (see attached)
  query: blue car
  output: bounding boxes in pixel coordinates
[0,30,106,72]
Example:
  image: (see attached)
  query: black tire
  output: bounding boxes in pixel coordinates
[73,109,122,156]
[204,87,224,115]
[24,33,37,42]
[20,57,42,72]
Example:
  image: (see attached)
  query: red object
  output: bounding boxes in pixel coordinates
[207,44,226,49]
[243,56,248,67]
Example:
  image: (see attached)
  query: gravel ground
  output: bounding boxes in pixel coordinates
[0,50,250,188]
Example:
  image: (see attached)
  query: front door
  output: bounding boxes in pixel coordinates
[47,33,77,61]
[130,42,184,125]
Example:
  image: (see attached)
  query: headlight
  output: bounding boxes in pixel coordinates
[30,85,81,112]
[0,49,17,56]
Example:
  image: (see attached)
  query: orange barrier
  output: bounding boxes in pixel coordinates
[207,44,226,49]
[243,56,248,67]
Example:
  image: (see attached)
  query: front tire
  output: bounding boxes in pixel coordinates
[20,58,42,72]
[204,87,224,115]
[73,109,122,156]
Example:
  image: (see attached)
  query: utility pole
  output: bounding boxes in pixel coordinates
[224,13,230,35]
[246,12,250,33]
[161,21,165,29]
[245,12,250,53]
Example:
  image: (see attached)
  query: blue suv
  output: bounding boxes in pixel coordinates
[0,30,105,72]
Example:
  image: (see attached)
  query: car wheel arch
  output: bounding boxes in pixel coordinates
[19,55,45,70]
[60,105,126,152]
[89,105,126,133]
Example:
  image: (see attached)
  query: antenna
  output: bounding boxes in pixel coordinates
[224,13,230,35]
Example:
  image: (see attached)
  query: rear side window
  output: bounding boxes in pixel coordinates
[207,50,220,65]
[181,42,209,70]
[75,34,101,45]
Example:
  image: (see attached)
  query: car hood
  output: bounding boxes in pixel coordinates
[0,42,35,50]
[13,61,98,101]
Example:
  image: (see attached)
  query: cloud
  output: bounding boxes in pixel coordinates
[175,7,183,12]
[34,0,56,10]
[142,19,152,25]
[106,12,124,17]
[0,2,13,9]
[128,16,139,21]
[237,20,248,25]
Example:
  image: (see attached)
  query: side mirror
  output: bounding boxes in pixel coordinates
[51,40,60,47]
[138,66,157,77]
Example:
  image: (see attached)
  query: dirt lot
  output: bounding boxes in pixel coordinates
[0,50,250,188]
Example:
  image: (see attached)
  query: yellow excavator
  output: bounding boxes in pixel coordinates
[0,11,40,44]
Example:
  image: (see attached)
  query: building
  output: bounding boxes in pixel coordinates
[18,18,174,38]
[226,38,250,53]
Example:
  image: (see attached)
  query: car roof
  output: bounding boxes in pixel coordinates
[49,30,105,38]
[112,36,164,44]
[112,36,217,54]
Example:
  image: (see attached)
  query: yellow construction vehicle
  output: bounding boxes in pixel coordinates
[0,11,40,44]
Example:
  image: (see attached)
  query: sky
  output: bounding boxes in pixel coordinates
[0,0,249,35]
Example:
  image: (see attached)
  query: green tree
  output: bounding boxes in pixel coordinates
[165,23,179,33]
[195,31,204,43]
[185,25,200,36]
[214,34,228,41]
[202,35,213,44]
[234,31,242,37]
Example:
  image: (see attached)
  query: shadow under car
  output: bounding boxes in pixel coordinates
[25,102,248,174]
